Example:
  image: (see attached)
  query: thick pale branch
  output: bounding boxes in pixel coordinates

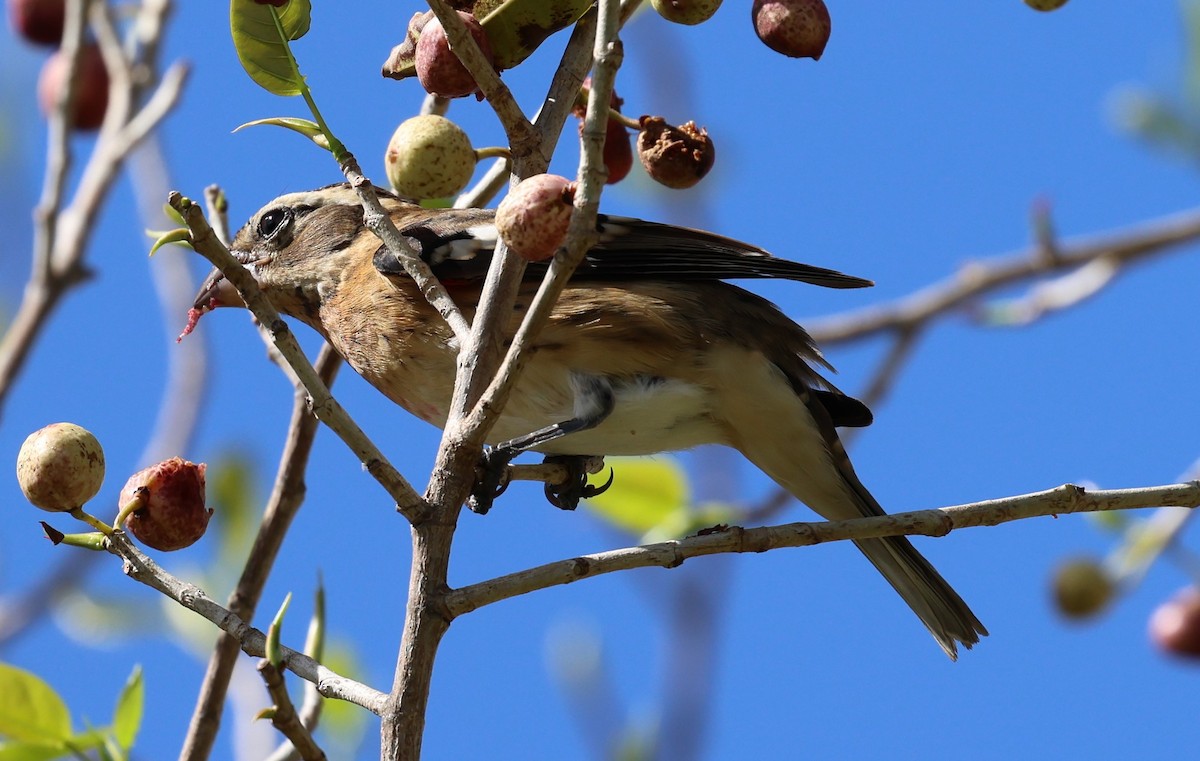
[444,481,1200,616]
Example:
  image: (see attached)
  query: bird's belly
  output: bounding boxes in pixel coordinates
[494,376,723,456]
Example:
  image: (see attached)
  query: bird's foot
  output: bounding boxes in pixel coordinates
[543,455,613,511]
[468,447,515,515]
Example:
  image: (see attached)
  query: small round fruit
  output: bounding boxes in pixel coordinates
[7,0,65,46]
[752,0,831,60]
[415,11,494,99]
[17,423,105,512]
[37,42,109,130]
[602,119,633,185]
[1051,557,1114,620]
[120,457,211,552]
[636,116,715,190]
[651,0,722,25]
[1150,587,1200,659]
[384,115,477,199]
[495,174,576,261]
[1024,0,1068,10]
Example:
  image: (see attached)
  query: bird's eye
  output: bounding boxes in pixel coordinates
[257,208,292,240]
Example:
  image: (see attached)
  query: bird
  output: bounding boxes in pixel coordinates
[191,182,987,658]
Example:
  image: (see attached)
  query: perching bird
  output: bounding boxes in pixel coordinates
[193,183,986,658]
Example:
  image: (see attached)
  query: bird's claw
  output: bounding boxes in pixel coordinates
[468,448,513,515]
[543,455,614,511]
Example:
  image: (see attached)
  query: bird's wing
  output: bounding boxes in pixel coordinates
[371,209,872,289]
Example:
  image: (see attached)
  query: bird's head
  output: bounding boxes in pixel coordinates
[192,184,395,327]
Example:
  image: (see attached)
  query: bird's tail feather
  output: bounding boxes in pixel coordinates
[850,534,987,660]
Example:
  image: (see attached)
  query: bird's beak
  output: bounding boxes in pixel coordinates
[192,267,244,311]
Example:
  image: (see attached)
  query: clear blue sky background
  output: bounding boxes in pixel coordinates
[3,2,1200,759]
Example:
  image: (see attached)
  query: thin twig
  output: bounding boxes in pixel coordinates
[808,206,1200,346]
[445,481,1200,616]
[337,156,472,343]
[257,661,327,761]
[0,2,187,417]
[101,531,387,713]
[178,344,340,761]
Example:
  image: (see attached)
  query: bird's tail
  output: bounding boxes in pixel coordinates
[715,348,986,658]
[850,534,987,660]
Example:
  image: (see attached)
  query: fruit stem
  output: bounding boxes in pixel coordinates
[69,507,113,535]
[608,108,641,131]
[266,6,348,160]
[113,484,152,529]
[474,146,512,161]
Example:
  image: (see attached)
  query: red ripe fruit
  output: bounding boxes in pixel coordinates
[603,119,633,185]
[120,457,211,552]
[415,11,494,99]
[752,0,831,60]
[495,174,576,261]
[1150,587,1200,660]
[37,42,109,130]
[7,0,65,46]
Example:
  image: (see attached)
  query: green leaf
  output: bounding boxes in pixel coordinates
[0,663,71,744]
[53,590,159,647]
[111,666,143,752]
[0,741,68,761]
[304,575,326,660]
[267,592,292,666]
[161,203,186,226]
[584,458,689,537]
[229,0,312,96]
[233,117,330,150]
[147,228,192,256]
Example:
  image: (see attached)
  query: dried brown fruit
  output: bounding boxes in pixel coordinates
[495,174,576,261]
[415,11,494,99]
[121,457,211,552]
[37,42,109,130]
[384,115,477,199]
[16,423,105,512]
[636,117,715,190]
[752,0,831,60]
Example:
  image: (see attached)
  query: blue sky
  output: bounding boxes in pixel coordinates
[3,2,1200,759]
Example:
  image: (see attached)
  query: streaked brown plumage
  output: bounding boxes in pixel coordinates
[194,183,987,658]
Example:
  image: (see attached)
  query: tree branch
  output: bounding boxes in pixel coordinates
[178,344,339,761]
[100,531,387,714]
[808,206,1200,346]
[444,481,1200,616]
